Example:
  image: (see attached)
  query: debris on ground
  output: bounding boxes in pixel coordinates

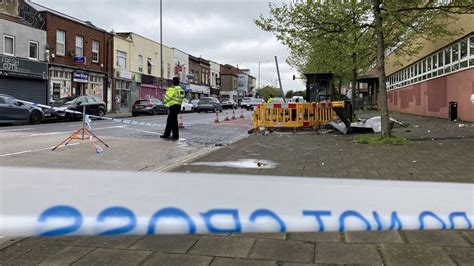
[329,116,407,134]
[458,124,466,128]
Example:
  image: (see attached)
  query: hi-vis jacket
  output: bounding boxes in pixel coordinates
[164,85,185,107]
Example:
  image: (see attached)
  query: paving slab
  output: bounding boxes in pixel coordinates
[402,231,470,246]
[444,247,474,265]
[380,244,455,265]
[344,231,404,244]
[71,236,142,249]
[231,233,286,240]
[189,236,254,258]
[461,230,474,245]
[142,253,213,266]
[131,235,198,253]
[39,246,94,266]
[249,239,314,263]
[314,243,382,265]
[211,257,277,266]
[287,232,342,243]
[73,248,151,266]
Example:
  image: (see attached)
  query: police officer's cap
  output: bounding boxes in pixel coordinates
[172,77,180,85]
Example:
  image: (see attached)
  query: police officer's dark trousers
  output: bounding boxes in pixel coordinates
[164,104,181,139]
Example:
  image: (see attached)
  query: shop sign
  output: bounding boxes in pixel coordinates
[73,72,89,83]
[0,55,47,80]
[74,56,87,65]
[116,69,133,80]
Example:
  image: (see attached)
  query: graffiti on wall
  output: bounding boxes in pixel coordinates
[18,1,45,29]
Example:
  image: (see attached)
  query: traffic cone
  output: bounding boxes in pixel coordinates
[224,112,230,121]
[214,112,220,123]
[178,114,184,128]
[231,110,236,120]
[240,109,245,119]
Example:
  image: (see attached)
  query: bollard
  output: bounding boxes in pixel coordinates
[232,109,236,120]
[224,112,230,121]
[214,112,220,123]
[178,114,184,128]
[240,109,245,119]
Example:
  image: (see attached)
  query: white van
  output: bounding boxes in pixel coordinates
[290,96,305,103]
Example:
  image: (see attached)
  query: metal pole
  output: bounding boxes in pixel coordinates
[160,0,163,86]
[274,56,285,102]
[82,105,86,140]
[258,61,261,93]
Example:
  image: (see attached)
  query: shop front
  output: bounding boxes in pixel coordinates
[115,69,133,112]
[139,74,163,100]
[0,55,48,104]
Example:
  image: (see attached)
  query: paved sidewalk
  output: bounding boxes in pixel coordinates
[1,111,473,265]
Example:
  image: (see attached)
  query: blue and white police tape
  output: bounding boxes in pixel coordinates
[0,167,472,237]
[18,99,163,127]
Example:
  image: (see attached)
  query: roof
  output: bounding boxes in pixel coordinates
[26,1,108,33]
[220,64,241,76]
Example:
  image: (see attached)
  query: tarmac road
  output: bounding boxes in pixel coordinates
[0,110,253,171]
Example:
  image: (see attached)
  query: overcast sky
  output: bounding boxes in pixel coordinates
[35,0,306,92]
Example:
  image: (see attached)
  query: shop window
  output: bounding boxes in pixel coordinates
[117,50,127,68]
[138,55,143,72]
[56,30,65,56]
[92,40,99,63]
[29,41,38,60]
[75,35,83,57]
[3,35,14,56]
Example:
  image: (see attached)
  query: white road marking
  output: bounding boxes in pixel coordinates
[0,143,80,157]
[29,125,126,137]
[0,128,34,133]
[121,127,161,135]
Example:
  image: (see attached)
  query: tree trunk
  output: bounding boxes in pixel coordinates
[372,0,391,138]
[351,53,357,115]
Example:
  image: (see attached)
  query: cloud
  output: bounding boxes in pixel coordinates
[34,0,305,91]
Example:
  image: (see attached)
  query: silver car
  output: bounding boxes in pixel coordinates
[0,94,44,125]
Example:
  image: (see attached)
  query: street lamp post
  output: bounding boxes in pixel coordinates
[258,60,269,93]
[160,0,163,88]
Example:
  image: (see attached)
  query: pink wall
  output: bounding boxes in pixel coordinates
[387,68,474,122]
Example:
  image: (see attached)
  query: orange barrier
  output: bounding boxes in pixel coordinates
[253,101,344,129]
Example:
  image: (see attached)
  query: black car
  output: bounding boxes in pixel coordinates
[47,95,106,121]
[132,98,168,116]
[196,97,223,113]
[0,94,44,125]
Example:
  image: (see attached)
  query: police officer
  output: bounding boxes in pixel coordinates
[161,77,185,140]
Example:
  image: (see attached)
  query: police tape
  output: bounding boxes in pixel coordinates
[0,167,472,237]
[18,100,164,127]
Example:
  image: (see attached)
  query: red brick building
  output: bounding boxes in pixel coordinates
[27,1,113,109]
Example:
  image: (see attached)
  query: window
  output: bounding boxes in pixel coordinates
[138,55,143,72]
[117,50,127,68]
[75,36,83,57]
[470,36,474,66]
[3,35,14,56]
[28,41,38,60]
[147,58,152,75]
[92,40,99,63]
[56,30,65,56]
[167,63,171,78]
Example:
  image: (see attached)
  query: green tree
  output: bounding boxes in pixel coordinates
[257,85,283,101]
[371,0,474,137]
[256,0,375,108]
[285,90,295,98]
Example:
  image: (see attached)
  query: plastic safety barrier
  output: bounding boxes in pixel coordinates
[1,167,472,237]
[253,101,343,129]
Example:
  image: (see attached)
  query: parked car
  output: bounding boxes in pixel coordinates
[240,97,252,109]
[191,99,199,112]
[221,98,237,109]
[47,95,106,121]
[248,98,265,110]
[289,96,305,103]
[132,98,167,116]
[270,97,285,104]
[181,99,194,113]
[0,94,44,125]
[196,97,223,113]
